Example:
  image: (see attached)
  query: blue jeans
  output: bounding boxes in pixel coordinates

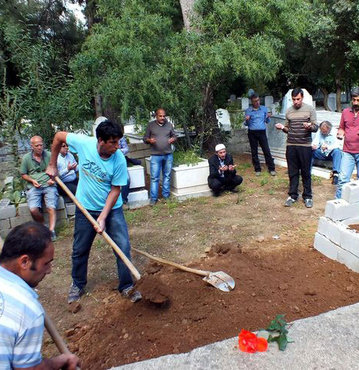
[121,171,130,203]
[312,148,342,173]
[72,207,133,292]
[150,154,173,201]
[335,152,359,198]
[26,185,58,209]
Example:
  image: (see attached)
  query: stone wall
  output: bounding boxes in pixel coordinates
[0,197,74,239]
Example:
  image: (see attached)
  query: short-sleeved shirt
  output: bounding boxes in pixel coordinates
[339,107,359,153]
[66,133,127,211]
[244,105,270,130]
[0,266,44,369]
[20,150,51,189]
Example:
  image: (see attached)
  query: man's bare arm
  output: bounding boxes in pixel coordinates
[46,132,68,178]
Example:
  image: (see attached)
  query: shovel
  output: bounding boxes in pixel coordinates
[55,177,235,292]
[44,313,81,369]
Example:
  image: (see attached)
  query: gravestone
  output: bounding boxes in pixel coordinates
[281,89,314,115]
[241,98,249,110]
[265,96,274,108]
[328,93,336,112]
[216,109,231,131]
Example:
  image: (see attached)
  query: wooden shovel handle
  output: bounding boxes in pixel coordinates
[132,247,209,277]
[55,176,141,281]
[44,314,81,370]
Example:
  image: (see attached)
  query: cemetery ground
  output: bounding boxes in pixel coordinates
[40,154,359,369]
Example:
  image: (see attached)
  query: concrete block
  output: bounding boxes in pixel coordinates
[0,205,16,220]
[324,199,359,221]
[314,232,340,261]
[18,203,31,216]
[10,214,33,228]
[128,166,145,189]
[56,209,67,220]
[317,217,347,246]
[0,229,11,239]
[340,228,359,257]
[57,196,65,210]
[337,248,359,273]
[65,203,76,216]
[128,190,148,203]
[342,180,359,204]
[0,219,10,230]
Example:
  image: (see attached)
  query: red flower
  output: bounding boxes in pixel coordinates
[238,329,268,353]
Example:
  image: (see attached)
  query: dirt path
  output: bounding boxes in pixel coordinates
[40,154,359,369]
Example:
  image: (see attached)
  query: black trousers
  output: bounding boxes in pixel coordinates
[286,145,312,200]
[248,130,275,172]
[208,175,243,194]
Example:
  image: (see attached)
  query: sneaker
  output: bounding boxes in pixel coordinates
[304,198,313,208]
[332,173,339,185]
[149,199,157,206]
[255,172,261,176]
[270,171,277,176]
[68,283,85,303]
[121,286,142,303]
[230,188,239,193]
[284,197,297,207]
[50,230,57,242]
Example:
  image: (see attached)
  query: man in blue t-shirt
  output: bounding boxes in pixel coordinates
[245,94,276,176]
[46,120,141,304]
[0,222,79,369]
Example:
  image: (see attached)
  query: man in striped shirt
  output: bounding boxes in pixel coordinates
[275,88,318,208]
[0,222,79,369]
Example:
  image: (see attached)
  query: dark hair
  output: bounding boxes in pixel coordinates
[96,120,123,141]
[250,94,259,100]
[351,87,359,98]
[291,88,304,97]
[0,222,51,263]
[155,108,166,115]
[320,120,332,130]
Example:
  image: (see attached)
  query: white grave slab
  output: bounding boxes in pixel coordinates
[281,89,313,115]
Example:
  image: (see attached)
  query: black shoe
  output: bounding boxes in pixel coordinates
[332,173,339,185]
[230,188,239,193]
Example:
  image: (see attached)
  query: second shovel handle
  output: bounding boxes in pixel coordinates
[55,176,141,281]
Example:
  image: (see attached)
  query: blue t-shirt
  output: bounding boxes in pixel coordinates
[66,133,127,211]
[245,105,270,130]
[0,267,44,369]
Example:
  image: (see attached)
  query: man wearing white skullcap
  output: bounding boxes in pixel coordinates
[207,144,243,196]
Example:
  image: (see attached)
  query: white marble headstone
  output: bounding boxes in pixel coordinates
[281,89,314,115]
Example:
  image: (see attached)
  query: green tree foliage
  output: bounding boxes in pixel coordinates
[71,0,310,150]
[0,0,86,146]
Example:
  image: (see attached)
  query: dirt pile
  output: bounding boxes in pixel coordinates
[63,242,359,369]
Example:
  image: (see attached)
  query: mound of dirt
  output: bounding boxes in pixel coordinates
[65,242,359,369]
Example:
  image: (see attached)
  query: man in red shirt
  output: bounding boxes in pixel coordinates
[336,87,359,198]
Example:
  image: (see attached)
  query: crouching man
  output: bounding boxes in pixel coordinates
[0,221,80,369]
[208,144,243,197]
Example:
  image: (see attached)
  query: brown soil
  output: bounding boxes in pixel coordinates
[39,154,359,369]
[348,224,359,232]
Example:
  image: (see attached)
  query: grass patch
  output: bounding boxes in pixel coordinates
[124,209,145,224]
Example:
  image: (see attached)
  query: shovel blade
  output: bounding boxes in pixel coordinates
[202,271,235,292]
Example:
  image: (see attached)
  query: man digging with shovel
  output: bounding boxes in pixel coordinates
[46,120,141,305]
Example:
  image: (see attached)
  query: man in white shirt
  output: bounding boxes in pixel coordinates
[312,120,342,185]
[57,142,78,195]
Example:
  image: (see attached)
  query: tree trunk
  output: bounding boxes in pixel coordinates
[200,83,221,152]
[179,0,196,30]
[94,94,103,117]
[320,87,330,111]
[335,79,342,113]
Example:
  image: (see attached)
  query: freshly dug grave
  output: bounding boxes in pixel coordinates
[65,242,359,369]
